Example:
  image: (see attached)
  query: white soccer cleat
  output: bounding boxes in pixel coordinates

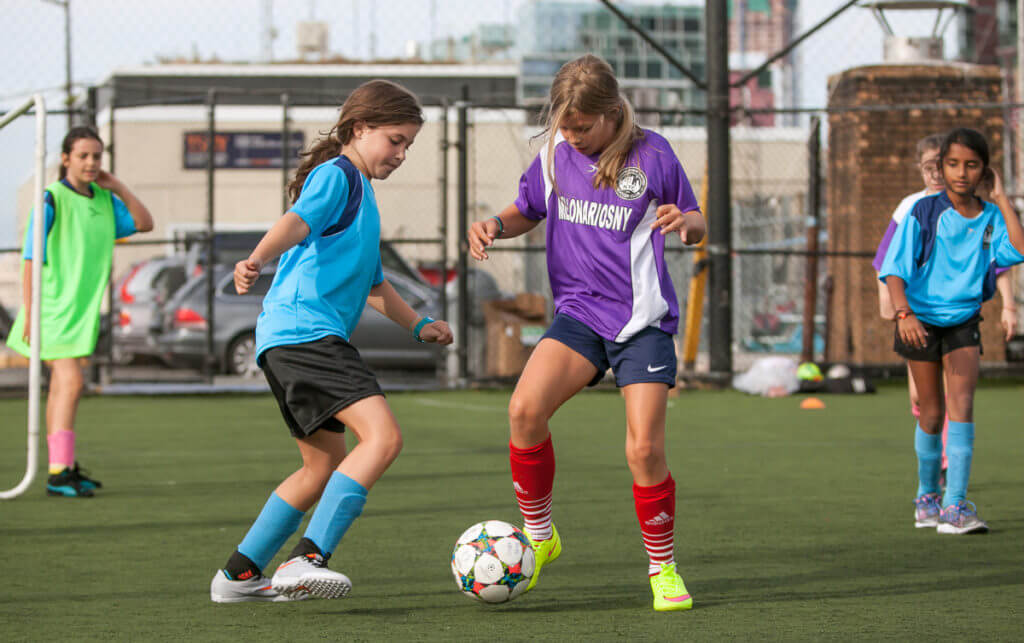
[210,569,309,603]
[271,553,352,599]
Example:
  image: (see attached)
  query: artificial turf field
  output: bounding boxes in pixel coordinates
[1,382,1022,642]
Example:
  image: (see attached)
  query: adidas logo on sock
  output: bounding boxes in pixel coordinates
[644,511,673,526]
[236,569,255,580]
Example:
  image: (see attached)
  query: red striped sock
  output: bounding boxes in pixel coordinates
[634,474,676,576]
[509,436,555,540]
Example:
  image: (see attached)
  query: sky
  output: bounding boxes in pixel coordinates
[0,0,967,247]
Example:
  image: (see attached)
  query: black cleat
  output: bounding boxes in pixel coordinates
[71,461,102,490]
[46,468,94,497]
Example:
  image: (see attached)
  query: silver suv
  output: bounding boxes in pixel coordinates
[152,265,444,377]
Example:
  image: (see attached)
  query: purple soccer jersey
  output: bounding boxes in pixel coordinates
[873,189,928,272]
[514,130,699,342]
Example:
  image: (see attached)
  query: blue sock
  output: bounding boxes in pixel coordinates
[303,472,367,557]
[237,492,305,571]
[943,421,974,508]
[914,424,942,497]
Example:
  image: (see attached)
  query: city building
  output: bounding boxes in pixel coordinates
[462,0,797,126]
[517,1,707,122]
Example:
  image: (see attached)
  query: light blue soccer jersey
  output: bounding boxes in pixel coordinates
[255,155,384,361]
[879,192,1024,327]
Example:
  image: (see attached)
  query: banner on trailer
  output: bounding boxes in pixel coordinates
[183,131,305,170]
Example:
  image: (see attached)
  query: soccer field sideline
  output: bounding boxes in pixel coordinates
[0,384,1022,641]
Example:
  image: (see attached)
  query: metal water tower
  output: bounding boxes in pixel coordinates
[861,0,974,62]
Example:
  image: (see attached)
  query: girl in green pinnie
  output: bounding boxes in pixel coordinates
[7,126,154,497]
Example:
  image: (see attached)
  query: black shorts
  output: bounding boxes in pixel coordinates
[893,314,983,362]
[261,335,383,438]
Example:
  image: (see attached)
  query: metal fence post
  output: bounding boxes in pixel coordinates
[99,87,117,387]
[281,92,290,214]
[801,117,822,363]
[438,97,450,385]
[205,89,217,384]
[456,86,470,384]
[706,0,733,378]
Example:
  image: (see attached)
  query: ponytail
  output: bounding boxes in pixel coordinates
[288,80,423,204]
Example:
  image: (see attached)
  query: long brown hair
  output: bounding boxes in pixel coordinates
[59,126,103,180]
[287,79,424,203]
[539,55,642,191]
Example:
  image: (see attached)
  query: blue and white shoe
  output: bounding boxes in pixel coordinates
[937,500,989,535]
[913,492,942,528]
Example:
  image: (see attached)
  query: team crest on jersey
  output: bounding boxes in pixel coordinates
[982,224,992,249]
[615,166,647,200]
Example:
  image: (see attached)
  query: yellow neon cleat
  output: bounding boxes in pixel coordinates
[523,524,561,592]
[650,563,693,612]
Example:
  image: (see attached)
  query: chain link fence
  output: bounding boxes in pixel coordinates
[2,1,1022,394]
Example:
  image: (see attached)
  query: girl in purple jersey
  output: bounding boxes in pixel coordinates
[874,134,1017,487]
[467,55,705,612]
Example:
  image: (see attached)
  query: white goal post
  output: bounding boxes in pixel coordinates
[0,94,46,500]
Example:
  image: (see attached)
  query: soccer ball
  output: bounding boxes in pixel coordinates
[451,520,535,603]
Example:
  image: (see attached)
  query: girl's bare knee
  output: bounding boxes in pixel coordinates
[625,440,664,473]
[918,410,944,433]
[945,394,974,422]
[508,395,549,444]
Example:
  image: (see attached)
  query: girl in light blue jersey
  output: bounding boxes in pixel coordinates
[874,134,1017,488]
[210,80,453,603]
[880,128,1024,535]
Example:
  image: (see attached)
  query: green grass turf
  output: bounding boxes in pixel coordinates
[1,382,1022,641]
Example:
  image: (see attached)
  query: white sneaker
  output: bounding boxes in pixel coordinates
[210,569,309,603]
[271,553,352,599]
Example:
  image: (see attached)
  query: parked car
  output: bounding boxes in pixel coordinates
[111,255,192,364]
[151,264,444,377]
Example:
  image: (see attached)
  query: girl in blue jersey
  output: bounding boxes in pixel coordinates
[210,80,453,603]
[880,128,1024,535]
[874,134,1017,489]
[467,55,705,611]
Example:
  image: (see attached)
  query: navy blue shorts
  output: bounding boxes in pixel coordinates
[541,313,676,388]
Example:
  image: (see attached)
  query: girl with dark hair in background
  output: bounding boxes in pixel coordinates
[880,127,1024,534]
[874,133,1017,499]
[7,126,154,497]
